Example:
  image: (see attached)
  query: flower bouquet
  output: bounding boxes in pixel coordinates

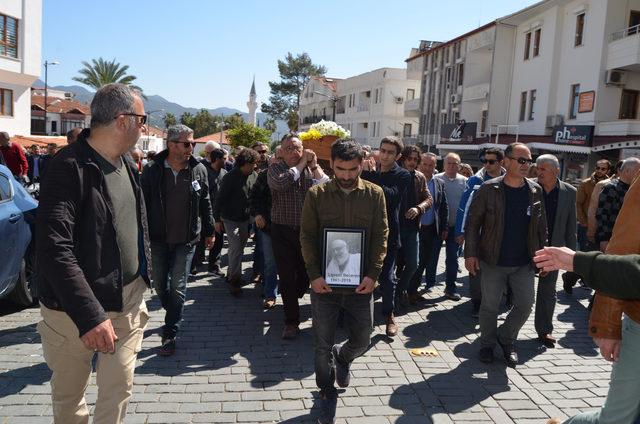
[298,120,350,161]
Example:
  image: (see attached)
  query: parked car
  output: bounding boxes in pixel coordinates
[0,164,38,306]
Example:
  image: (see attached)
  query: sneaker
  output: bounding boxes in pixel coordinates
[317,393,337,424]
[159,338,176,357]
[263,298,276,309]
[332,344,350,388]
[282,324,299,340]
[478,347,494,363]
[385,314,398,337]
[445,292,461,301]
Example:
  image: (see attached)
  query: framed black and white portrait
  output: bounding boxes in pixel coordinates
[322,228,365,288]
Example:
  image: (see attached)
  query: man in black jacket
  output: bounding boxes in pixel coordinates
[213,148,259,296]
[36,83,152,424]
[141,124,214,356]
[205,148,228,276]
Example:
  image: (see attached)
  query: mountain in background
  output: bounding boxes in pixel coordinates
[37,80,289,138]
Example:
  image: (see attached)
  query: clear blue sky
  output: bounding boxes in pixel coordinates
[43,0,539,112]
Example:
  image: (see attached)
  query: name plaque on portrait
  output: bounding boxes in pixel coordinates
[322,228,365,288]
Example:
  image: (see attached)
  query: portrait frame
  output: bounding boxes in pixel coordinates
[322,227,365,288]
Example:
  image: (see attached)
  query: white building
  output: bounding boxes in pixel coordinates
[411,0,640,180]
[335,68,419,147]
[31,93,90,136]
[299,76,340,131]
[0,0,41,136]
[247,78,257,126]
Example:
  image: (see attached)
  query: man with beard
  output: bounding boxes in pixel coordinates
[301,139,388,424]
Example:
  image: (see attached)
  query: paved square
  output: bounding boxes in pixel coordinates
[0,245,610,423]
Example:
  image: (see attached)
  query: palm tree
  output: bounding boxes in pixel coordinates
[73,57,143,92]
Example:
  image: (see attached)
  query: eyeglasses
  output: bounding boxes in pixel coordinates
[507,156,533,165]
[481,159,498,165]
[170,140,196,148]
[284,146,303,153]
[117,113,147,125]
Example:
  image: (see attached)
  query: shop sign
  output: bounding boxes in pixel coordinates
[440,120,477,143]
[553,125,594,146]
[578,91,595,113]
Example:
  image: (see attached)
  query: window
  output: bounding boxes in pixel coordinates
[620,89,639,119]
[0,14,18,59]
[575,13,585,46]
[441,113,447,126]
[403,123,412,137]
[444,46,449,64]
[371,121,376,137]
[446,67,452,83]
[528,90,537,120]
[569,84,580,119]
[524,32,532,60]
[629,11,640,35]
[519,91,527,121]
[453,111,460,124]
[51,121,57,134]
[0,174,11,201]
[406,89,415,100]
[533,28,541,57]
[31,116,45,135]
[457,63,464,86]
[0,88,13,116]
[374,88,380,103]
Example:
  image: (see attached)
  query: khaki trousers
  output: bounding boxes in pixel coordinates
[38,277,148,424]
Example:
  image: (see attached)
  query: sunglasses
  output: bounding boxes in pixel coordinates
[507,156,533,165]
[117,113,147,125]
[481,159,498,165]
[170,140,196,148]
[257,150,268,154]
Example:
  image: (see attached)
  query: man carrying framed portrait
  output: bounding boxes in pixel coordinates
[300,139,389,424]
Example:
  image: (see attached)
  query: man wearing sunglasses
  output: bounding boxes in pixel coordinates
[36,83,152,423]
[465,142,547,368]
[454,147,504,318]
[141,124,214,357]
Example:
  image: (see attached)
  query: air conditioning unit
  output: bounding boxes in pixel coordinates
[450,94,461,104]
[394,96,403,104]
[545,114,564,128]
[605,70,627,86]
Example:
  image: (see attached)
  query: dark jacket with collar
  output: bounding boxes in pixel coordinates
[213,166,251,223]
[36,129,152,337]
[423,176,449,236]
[464,175,547,267]
[249,168,272,231]
[140,149,214,244]
[545,179,577,248]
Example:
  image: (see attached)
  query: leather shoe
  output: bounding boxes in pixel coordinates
[228,278,243,297]
[497,340,518,368]
[386,314,398,337]
[478,347,494,363]
[408,293,427,305]
[282,324,299,340]
[445,292,461,301]
[537,334,556,348]
[263,298,276,309]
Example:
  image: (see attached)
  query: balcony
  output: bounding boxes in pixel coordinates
[301,115,328,125]
[607,25,640,71]
[402,134,421,145]
[404,98,421,117]
[463,83,489,102]
[356,104,370,113]
[596,120,640,136]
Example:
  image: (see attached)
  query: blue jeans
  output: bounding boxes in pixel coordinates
[398,226,419,294]
[380,244,398,316]
[151,241,196,339]
[563,317,640,424]
[311,291,373,397]
[444,226,459,294]
[256,229,278,299]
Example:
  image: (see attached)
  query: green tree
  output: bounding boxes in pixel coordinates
[263,118,277,134]
[191,109,217,138]
[180,112,194,128]
[261,52,326,130]
[72,57,143,92]
[163,112,177,129]
[226,121,272,149]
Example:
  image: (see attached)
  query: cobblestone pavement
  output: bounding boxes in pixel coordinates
[0,244,610,423]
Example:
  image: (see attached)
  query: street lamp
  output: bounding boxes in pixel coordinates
[43,60,60,135]
[313,90,339,121]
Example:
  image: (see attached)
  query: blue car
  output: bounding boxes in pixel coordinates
[0,164,38,306]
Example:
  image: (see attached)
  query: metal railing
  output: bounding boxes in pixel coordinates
[611,24,640,41]
[487,124,519,145]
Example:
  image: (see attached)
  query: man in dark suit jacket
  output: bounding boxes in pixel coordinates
[27,144,43,182]
[534,154,577,348]
[409,152,449,299]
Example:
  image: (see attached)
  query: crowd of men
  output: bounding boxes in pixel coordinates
[23,82,640,424]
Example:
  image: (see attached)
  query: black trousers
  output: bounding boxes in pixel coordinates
[271,223,309,326]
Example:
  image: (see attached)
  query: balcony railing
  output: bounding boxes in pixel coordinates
[301,115,328,125]
[611,24,640,41]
